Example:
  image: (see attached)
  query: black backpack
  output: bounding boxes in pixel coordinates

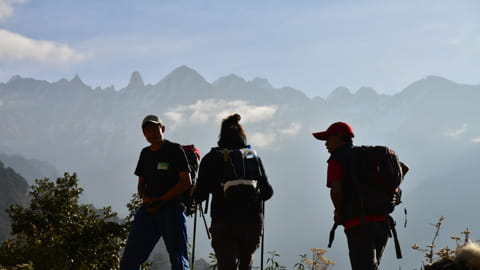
[214,146,263,204]
[181,144,201,216]
[329,145,408,259]
[351,145,405,215]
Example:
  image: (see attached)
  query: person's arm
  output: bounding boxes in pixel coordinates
[330,181,343,224]
[257,157,273,201]
[138,176,145,198]
[193,153,213,203]
[138,176,155,204]
[327,159,343,224]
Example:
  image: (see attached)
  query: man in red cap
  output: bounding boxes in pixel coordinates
[313,122,390,270]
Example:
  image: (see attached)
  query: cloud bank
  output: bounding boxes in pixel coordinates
[0,29,85,64]
[165,99,301,147]
[0,0,84,65]
[165,99,278,126]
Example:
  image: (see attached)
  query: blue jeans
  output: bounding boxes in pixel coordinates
[120,207,190,270]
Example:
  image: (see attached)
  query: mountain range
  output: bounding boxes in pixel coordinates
[1,65,479,269]
[0,161,29,242]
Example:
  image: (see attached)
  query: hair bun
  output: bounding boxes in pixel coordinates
[229,113,241,124]
[223,113,241,126]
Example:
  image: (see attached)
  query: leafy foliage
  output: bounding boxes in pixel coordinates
[412,216,479,269]
[208,252,218,270]
[265,251,286,270]
[301,248,335,270]
[0,173,126,270]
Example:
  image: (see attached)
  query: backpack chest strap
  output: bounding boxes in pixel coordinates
[222,179,258,192]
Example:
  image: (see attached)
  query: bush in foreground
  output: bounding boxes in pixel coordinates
[0,173,126,270]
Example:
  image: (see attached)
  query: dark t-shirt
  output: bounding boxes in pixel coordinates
[135,140,190,198]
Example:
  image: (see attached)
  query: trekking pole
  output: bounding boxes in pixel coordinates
[260,201,265,270]
[198,202,211,239]
[191,203,198,270]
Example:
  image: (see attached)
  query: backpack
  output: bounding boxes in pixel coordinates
[214,146,263,204]
[351,145,405,216]
[181,144,201,216]
[329,145,408,259]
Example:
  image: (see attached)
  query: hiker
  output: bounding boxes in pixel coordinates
[312,121,408,270]
[194,113,273,270]
[120,114,192,270]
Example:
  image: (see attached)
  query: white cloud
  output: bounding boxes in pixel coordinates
[165,99,303,147]
[165,99,286,147]
[0,1,84,65]
[280,122,302,136]
[249,132,276,148]
[163,111,184,126]
[0,29,85,64]
[472,137,480,144]
[444,123,468,138]
[0,0,27,22]
[165,99,278,127]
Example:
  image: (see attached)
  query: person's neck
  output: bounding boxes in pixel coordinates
[332,143,351,153]
[150,140,166,151]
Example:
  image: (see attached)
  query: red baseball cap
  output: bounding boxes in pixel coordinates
[312,122,355,140]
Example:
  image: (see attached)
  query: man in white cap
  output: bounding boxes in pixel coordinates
[120,114,192,270]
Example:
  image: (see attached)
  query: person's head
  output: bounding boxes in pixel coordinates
[217,113,247,148]
[141,114,165,145]
[312,122,354,153]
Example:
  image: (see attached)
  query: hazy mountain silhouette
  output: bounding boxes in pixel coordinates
[0,66,479,269]
[0,161,29,242]
[126,71,145,90]
[0,153,58,185]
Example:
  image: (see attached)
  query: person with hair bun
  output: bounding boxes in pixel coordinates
[194,113,273,270]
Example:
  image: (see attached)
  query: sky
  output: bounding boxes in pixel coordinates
[0,0,479,97]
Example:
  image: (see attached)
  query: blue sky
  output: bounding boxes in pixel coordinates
[0,0,479,97]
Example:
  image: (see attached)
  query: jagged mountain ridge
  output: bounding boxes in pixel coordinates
[1,66,479,190]
[1,66,480,269]
[1,66,479,185]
